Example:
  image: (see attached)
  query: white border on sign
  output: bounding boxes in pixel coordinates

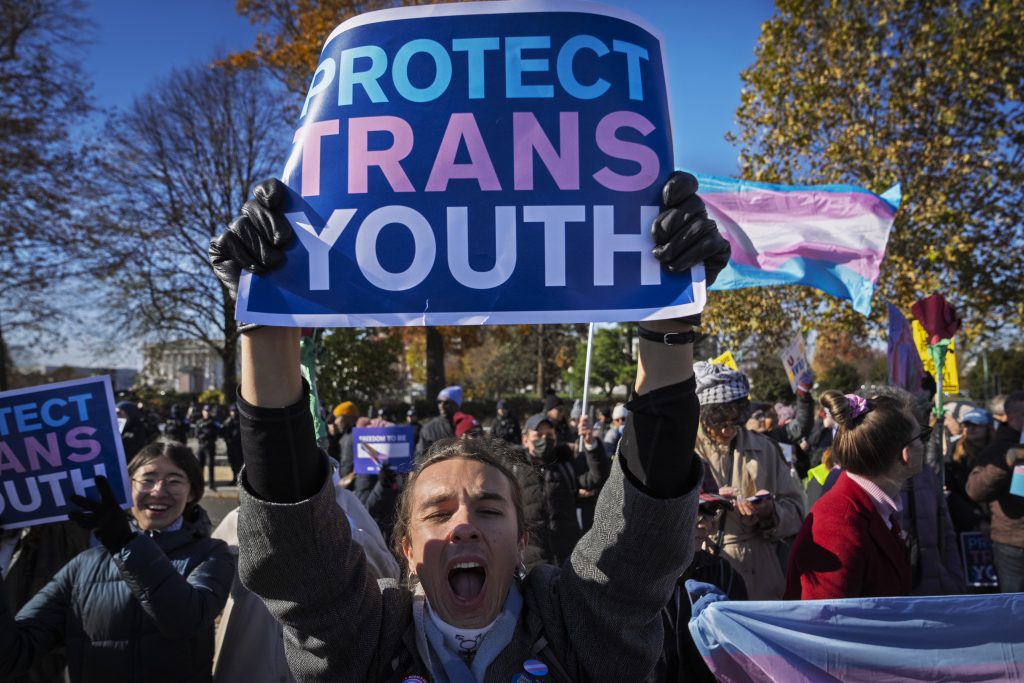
[0,375,132,530]
[237,266,705,327]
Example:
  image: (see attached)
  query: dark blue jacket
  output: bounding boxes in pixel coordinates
[1,513,234,682]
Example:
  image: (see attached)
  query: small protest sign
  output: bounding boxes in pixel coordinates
[1011,463,1024,498]
[353,426,415,474]
[960,532,998,588]
[911,320,959,394]
[711,350,738,371]
[0,376,130,530]
[779,335,810,393]
[237,0,704,327]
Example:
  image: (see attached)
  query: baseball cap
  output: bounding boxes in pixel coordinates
[960,409,993,426]
[525,413,554,432]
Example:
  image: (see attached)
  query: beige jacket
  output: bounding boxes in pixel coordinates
[211,483,400,682]
[697,428,807,599]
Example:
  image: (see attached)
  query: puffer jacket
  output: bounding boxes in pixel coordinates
[512,444,582,569]
[1,512,234,682]
[897,466,966,595]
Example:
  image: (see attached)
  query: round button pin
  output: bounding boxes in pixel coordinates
[523,659,549,676]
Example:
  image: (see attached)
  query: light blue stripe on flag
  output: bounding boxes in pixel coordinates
[689,592,1024,682]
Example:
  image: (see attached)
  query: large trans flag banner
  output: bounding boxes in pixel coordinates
[237,0,705,327]
[696,174,901,316]
[689,590,1024,682]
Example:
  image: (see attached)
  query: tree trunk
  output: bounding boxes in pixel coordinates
[221,292,238,398]
[426,326,445,402]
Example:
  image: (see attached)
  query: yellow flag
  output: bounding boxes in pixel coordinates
[911,320,959,394]
[711,350,739,371]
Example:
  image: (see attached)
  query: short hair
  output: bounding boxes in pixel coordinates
[821,390,916,477]
[699,397,751,433]
[1004,391,1024,422]
[988,394,1007,418]
[392,437,528,578]
[127,441,204,517]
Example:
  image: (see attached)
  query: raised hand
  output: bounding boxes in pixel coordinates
[651,171,731,286]
[209,178,294,300]
[69,476,135,554]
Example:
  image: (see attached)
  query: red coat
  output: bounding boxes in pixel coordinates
[785,471,912,599]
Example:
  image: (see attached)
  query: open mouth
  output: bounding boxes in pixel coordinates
[144,504,170,513]
[448,561,487,601]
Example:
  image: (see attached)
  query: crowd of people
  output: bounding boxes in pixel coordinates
[2,171,1022,682]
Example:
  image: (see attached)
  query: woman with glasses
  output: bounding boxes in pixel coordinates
[1,442,234,682]
[693,362,808,600]
[784,391,926,599]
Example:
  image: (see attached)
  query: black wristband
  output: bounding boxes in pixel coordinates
[637,325,697,346]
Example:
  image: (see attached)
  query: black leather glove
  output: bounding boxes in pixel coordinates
[651,171,732,286]
[68,476,135,555]
[209,178,294,301]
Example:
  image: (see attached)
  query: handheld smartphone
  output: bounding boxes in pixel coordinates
[746,493,775,504]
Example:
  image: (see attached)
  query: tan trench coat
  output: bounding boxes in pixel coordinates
[697,427,807,599]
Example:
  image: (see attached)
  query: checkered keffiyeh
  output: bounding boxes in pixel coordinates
[694,361,750,406]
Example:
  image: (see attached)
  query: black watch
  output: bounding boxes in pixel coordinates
[636,325,697,345]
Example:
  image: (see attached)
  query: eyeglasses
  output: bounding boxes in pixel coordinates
[901,426,932,450]
[132,477,189,494]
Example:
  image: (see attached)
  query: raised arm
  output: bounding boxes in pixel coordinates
[552,172,731,681]
[209,180,399,681]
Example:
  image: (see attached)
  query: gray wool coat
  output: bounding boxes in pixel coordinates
[238,455,699,682]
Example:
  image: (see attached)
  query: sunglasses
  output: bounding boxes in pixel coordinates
[901,426,932,449]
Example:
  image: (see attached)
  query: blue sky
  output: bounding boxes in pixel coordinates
[53,0,775,368]
[84,0,775,177]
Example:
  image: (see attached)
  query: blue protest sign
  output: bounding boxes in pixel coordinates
[353,426,415,474]
[237,0,704,327]
[0,376,130,530]
[959,531,998,588]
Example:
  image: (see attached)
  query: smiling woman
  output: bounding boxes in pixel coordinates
[0,442,234,682]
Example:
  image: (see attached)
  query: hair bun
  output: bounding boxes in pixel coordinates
[821,390,856,428]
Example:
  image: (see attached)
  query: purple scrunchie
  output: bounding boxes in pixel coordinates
[845,394,869,418]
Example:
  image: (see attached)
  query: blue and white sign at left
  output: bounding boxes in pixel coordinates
[353,426,416,474]
[0,376,130,530]
[237,0,704,327]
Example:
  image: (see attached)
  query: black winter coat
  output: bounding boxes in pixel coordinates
[512,444,582,569]
[414,415,454,461]
[1,513,234,682]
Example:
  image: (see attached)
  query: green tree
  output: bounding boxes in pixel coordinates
[563,325,634,399]
[460,326,538,400]
[820,362,863,395]
[316,328,404,407]
[709,0,1024,355]
[965,346,1024,400]
[747,361,794,404]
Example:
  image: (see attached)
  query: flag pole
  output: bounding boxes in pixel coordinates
[579,323,595,451]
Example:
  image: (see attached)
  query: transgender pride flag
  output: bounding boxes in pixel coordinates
[694,174,901,315]
[687,586,1024,682]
